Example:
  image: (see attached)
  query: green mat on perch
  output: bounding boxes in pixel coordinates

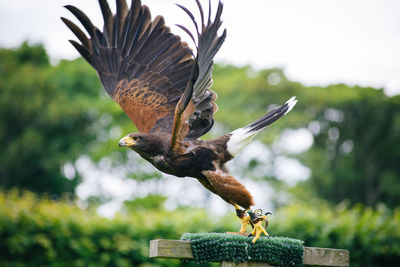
[181,233,304,266]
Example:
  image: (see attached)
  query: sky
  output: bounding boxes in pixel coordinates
[1,0,400,95]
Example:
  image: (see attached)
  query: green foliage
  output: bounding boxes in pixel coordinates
[0,43,125,195]
[299,86,400,207]
[1,191,400,266]
[0,41,49,68]
[0,190,223,267]
[124,194,167,212]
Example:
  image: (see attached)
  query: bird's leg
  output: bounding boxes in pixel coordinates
[248,210,271,243]
[234,204,251,234]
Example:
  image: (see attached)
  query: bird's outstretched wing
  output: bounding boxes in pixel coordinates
[170,0,226,151]
[62,0,193,133]
[62,0,223,137]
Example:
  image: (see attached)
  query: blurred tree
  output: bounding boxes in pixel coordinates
[301,89,400,207]
[0,42,107,195]
[123,195,167,212]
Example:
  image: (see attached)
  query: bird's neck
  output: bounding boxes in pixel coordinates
[135,135,168,158]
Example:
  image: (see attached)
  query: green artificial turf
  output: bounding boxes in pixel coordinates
[181,233,304,266]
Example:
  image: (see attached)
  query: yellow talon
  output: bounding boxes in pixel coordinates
[248,210,271,243]
[234,206,272,241]
[234,204,251,233]
[251,219,269,243]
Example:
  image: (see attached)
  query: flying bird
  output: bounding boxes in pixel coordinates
[62,0,297,237]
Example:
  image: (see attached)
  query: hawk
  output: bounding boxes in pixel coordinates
[62,0,297,238]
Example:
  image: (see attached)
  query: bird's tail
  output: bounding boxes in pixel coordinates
[227,96,297,157]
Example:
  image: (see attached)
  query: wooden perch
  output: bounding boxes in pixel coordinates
[149,239,349,267]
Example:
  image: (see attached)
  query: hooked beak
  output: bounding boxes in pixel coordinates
[119,136,135,148]
[265,212,272,216]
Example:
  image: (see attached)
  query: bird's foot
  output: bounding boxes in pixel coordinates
[250,221,269,243]
[247,209,271,243]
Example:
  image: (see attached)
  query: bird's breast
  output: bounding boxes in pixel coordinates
[146,147,218,178]
[151,155,165,164]
[148,154,187,177]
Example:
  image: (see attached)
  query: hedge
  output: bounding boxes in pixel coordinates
[0,190,221,267]
[1,190,399,266]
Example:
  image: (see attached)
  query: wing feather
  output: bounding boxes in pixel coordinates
[64,0,223,136]
[62,18,92,50]
[170,0,226,151]
[64,5,96,37]
[68,40,91,63]
[63,0,195,133]
[98,0,113,46]
[115,0,129,48]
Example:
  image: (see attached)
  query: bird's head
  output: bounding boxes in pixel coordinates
[118,133,165,157]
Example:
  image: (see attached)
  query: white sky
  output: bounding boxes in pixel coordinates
[0,0,399,95]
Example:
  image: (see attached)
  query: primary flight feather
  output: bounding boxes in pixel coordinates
[63,0,297,238]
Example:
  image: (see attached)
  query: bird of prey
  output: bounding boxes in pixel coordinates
[62,0,297,238]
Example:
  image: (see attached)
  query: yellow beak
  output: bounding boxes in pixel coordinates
[118,136,136,147]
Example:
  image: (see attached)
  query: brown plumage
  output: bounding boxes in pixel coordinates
[62,0,297,211]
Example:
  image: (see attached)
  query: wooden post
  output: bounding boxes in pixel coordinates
[149,239,349,267]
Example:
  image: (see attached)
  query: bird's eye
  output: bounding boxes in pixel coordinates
[132,136,139,141]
